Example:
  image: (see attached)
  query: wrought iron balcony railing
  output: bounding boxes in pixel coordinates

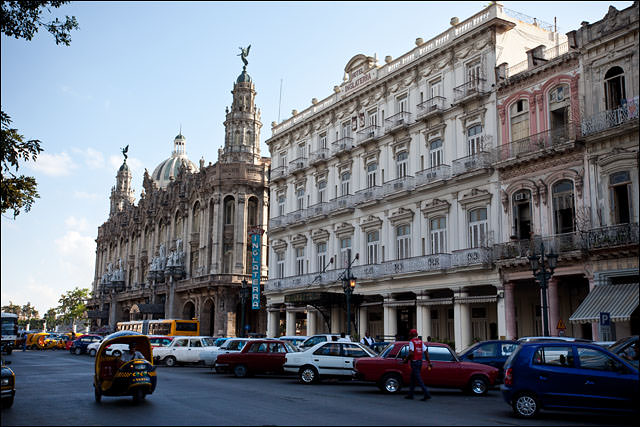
[581,98,639,136]
[416,96,447,118]
[493,123,581,162]
[309,148,329,165]
[384,111,412,133]
[354,185,384,205]
[415,164,451,186]
[453,78,489,102]
[288,157,308,173]
[271,166,288,180]
[331,136,354,155]
[381,176,415,197]
[451,152,492,176]
[356,125,381,144]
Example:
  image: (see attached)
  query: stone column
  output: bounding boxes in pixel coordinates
[267,306,279,338]
[358,306,368,340]
[453,290,472,353]
[417,295,432,339]
[504,282,517,340]
[286,307,296,336]
[496,285,507,339]
[383,298,397,340]
[548,277,560,336]
[330,306,342,334]
[108,294,118,329]
[306,307,317,336]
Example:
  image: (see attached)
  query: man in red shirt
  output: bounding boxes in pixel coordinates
[403,329,432,400]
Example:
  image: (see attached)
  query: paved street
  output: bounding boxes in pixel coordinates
[1,351,634,426]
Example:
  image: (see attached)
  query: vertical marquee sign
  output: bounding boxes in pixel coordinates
[249,227,264,310]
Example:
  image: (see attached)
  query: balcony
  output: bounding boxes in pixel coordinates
[306,202,330,220]
[356,125,381,144]
[354,185,384,206]
[288,157,308,173]
[327,195,355,215]
[493,123,581,165]
[451,247,492,268]
[453,78,489,103]
[587,223,639,250]
[415,164,451,187]
[309,148,330,165]
[381,176,415,199]
[451,152,492,176]
[331,136,354,155]
[581,98,639,137]
[269,215,286,229]
[384,112,412,133]
[416,96,447,119]
[271,166,288,180]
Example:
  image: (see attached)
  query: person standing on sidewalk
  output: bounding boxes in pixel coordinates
[403,329,432,401]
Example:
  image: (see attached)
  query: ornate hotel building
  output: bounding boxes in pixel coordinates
[86,64,270,337]
[264,3,572,351]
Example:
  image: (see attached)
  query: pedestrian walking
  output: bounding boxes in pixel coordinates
[360,331,374,347]
[403,329,432,401]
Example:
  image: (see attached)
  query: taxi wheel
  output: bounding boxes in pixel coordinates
[133,388,146,403]
[233,364,249,378]
[164,356,177,367]
[94,387,101,403]
[513,392,539,418]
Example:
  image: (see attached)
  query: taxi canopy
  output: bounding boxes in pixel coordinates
[97,331,152,361]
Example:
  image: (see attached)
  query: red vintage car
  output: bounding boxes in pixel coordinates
[354,341,498,396]
[216,339,299,377]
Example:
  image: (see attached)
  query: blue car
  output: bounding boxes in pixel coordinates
[501,341,638,418]
[458,340,518,381]
[69,334,103,355]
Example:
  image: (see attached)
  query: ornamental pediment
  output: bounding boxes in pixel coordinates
[359,215,383,232]
[421,198,451,217]
[335,222,355,237]
[389,207,414,225]
[272,239,288,251]
[311,228,330,243]
[459,188,492,209]
[291,233,308,248]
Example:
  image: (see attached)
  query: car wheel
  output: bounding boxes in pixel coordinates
[233,364,249,378]
[468,376,489,396]
[298,365,318,384]
[380,373,402,394]
[94,386,101,403]
[132,388,146,403]
[89,349,97,357]
[512,392,540,418]
[74,347,82,355]
[6,348,12,355]
[164,356,177,367]
[112,350,121,358]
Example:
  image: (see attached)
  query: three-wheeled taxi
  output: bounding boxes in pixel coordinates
[93,331,156,403]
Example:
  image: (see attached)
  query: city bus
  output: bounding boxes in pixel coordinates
[116,319,200,336]
[1,312,19,354]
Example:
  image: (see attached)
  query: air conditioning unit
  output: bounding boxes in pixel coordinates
[514,192,529,201]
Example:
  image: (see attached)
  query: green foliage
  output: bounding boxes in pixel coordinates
[1,111,43,218]
[21,302,39,319]
[1,301,21,315]
[57,287,89,324]
[44,307,58,327]
[1,1,79,46]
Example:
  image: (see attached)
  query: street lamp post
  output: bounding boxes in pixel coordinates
[341,253,359,337]
[528,241,558,337]
[240,279,251,337]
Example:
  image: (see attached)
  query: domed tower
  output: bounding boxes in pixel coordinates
[221,50,262,164]
[151,132,198,189]
[110,153,135,216]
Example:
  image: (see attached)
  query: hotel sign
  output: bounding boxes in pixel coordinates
[249,227,264,310]
[344,66,377,94]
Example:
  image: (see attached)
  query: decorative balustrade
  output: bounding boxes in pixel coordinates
[354,185,384,205]
[381,176,415,197]
[415,164,451,186]
[451,247,492,267]
[356,125,381,144]
[453,78,489,102]
[384,111,412,133]
[269,215,286,228]
[581,97,639,136]
[309,149,329,165]
[271,165,287,180]
[493,123,581,162]
[306,202,330,219]
[416,96,447,118]
[451,152,492,175]
[507,42,569,77]
[587,223,639,249]
[331,136,354,155]
[288,157,308,172]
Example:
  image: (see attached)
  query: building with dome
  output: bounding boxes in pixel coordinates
[86,60,271,337]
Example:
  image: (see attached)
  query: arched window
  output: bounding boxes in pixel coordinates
[552,180,575,234]
[548,84,570,133]
[276,251,285,278]
[192,203,200,234]
[367,230,380,264]
[366,162,377,188]
[512,190,532,240]
[277,193,286,216]
[468,208,488,248]
[247,197,258,227]
[467,124,483,155]
[396,224,411,259]
[341,172,351,196]
[224,196,235,225]
[296,186,305,211]
[604,67,626,110]
[429,139,443,167]
[223,243,233,274]
[317,181,326,203]
[610,171,632,225]
[430,217,447,254]
[396,151,408,178]
[510,99,529,142]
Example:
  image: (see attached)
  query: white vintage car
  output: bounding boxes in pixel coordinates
[199,338,254,368]
[153,336,217,366]
[86,340,129,357]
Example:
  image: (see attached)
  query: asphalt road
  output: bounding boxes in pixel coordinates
[1,350,634,426]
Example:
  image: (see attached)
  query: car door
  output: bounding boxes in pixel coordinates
[530,345,580,408]
[341,343,370,376]
[311,343,343,376]
[244,342,268,371]
[266,342,287,373]
[466,342,499,369]
[426,346,466,387]
[574,345,637,410]
[171,338,190,361]
[187,338,203,362]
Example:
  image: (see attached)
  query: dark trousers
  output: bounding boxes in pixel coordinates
[408,360,430,397]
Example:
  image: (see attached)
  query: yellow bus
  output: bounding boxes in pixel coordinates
[116,319,200,336]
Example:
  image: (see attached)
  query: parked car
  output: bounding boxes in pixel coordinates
[1,360,15,408]
[86,339,103,357]
[69,335,103,355]
[516,336,592,343]
[501,341,638,418]
[200,338,253,368]
[458,340,518,381]
[369,341,392,354]
[298,334,353,350]
[153,336,217,366]
[607,335,639,369]
[148,335,173,348]
[284,341,376,384]
[216,339,299,377]
[355,341,498,396]
[278,336,308,348]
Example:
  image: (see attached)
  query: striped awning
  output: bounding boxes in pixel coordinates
[569,283,639,324]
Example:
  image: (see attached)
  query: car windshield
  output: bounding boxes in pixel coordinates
[379,343,397,358]
[283,342,299,353]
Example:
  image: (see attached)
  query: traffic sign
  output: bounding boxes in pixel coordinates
[599,312,610,327]
[556,319,566,330]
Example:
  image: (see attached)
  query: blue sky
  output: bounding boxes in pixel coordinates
[1,1,633,315]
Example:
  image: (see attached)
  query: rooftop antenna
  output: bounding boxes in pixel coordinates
[277,78,283,123]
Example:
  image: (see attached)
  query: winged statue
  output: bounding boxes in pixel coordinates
[238,45,251,67]
[121,144,129,161]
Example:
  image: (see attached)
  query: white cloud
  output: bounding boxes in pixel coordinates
[71,147,105,169]
[31,152,77,176]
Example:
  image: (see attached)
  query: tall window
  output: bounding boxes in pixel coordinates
[316,242,327,272]
[297,142,305,159]
[367,162,377,187]
[295,247,305,275]
[296,187,305,211]
[430,217,447,254]
[467,60,482,87]
[510,100,530,142]
[367,109,378,126]
[512,190,532,240]
[279,152,287,168]
[192,203,200,234]
[469,208,488,248]
[341,121,351,138]
[341,172,351,196]
[604,66,626,110]
[429,139,443,167]
[467,124,483,156]
[319,132,327,150]
[340,237,352,268]
[223,243,233,274]
[549,85,569,131]
[276,251,285,279]
[396,151,408,178]
[224,197,234,225]
[396,225,411,259]
[610,171,631,224]
[367,230,380,264]
[429,79,442,99]
[552,180,575,234]
[317,180,326,203]
[278,194,286,216]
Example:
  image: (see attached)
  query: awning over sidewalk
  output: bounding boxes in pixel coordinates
[569,283,639,324]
